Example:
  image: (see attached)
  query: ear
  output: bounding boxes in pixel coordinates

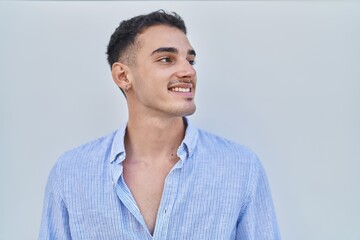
[111,62,131,91]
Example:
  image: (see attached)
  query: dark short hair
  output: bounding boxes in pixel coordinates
[106,10,187,68]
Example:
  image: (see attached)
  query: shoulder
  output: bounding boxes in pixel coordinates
[191,127,268,203]
[193,127,266,186]
[196,128,260,165]
[43,130,118,206]
[52,130,117,179]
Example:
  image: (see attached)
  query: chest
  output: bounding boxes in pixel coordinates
[122,162,175,234]
[66,159,244,239]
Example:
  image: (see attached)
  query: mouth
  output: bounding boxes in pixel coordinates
[169,87,191,93]
[168,82,193,93]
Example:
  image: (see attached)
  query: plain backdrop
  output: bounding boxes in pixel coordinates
[1,1,359,239]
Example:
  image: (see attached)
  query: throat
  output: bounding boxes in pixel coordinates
[125,117,186,160]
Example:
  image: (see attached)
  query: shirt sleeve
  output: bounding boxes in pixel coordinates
[236,157,281,240]
[38,164,71,240]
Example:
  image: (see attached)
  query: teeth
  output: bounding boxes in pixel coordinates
[170,87,190,93]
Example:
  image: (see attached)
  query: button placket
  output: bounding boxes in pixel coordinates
[111,158,149,234]
[153,164,182,239]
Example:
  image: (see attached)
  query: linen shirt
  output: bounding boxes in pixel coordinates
[39,119,280,239]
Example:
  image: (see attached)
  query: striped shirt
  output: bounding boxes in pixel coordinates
[39,119,280,239]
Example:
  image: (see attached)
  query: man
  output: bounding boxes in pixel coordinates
[39,10,280,239]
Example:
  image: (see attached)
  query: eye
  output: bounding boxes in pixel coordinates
[188,59,196,66]
[158,57,173,64]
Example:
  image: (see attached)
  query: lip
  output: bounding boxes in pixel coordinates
[168,83,194,97]
[168,83,193,89]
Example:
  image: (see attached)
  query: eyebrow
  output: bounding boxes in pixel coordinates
[151,47,196,56]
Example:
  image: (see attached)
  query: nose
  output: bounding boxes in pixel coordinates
[176,59,196,80]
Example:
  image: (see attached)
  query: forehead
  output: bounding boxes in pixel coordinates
[136,25,193,54]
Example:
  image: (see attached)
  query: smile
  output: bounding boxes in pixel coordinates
[169,87,191,93]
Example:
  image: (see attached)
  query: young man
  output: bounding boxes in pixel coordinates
[39,10,280,239]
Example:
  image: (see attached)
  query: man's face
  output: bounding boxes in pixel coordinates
[127,25,197,118]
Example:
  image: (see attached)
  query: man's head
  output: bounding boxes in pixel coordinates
[107,10,187,69]
[107,10,197,118]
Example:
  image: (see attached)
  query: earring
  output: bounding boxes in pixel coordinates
[124,85,129,93]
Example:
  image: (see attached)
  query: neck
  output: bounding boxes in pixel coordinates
[125,115,186,164]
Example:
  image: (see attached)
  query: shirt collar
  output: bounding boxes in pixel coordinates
[178,117,198,160]
[109,117,198,164]
[109,122,127,164]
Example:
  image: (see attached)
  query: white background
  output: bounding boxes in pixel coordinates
[1,1,359,239]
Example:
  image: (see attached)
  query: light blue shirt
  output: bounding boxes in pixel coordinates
[39,119,280,239]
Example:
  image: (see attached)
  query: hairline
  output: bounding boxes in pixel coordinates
[118,23,186,67]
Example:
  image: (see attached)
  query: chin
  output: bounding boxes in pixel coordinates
[179,105,196,117]
[160,102,196,118]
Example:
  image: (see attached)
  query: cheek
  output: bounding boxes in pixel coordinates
[132,75,163,100]
[131,65,172,95]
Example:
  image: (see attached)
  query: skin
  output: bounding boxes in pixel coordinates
[111,25,197,235]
